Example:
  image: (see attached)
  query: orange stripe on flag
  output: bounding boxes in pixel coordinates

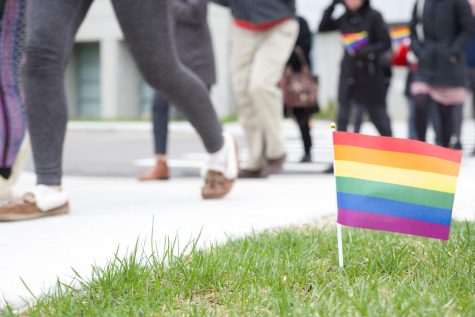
[334,145,460,176]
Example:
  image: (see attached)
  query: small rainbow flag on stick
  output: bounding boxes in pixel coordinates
[333,132,462,241]
[342,31,369,54]
[390,26,410,43]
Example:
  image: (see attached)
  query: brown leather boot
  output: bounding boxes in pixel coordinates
[138,160,169,181]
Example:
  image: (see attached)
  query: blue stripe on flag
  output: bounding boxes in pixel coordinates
[337,192,452,226]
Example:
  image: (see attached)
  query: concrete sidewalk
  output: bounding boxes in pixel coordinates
[1,121,475,309]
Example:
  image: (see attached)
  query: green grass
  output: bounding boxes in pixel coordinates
[5,221,475,316]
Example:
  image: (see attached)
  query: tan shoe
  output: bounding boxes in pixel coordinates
[201,132,239,199]
[201,170,236,199]
[138,160,169,181]
[0,187,69,222]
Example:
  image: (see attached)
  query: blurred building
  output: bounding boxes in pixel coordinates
[67,0,416,120]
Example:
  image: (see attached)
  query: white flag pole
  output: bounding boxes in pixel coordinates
[330,123,344,269]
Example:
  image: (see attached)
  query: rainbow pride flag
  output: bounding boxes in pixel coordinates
[333,132,462,240]
[390,26,410,43]
[342,31,369,54]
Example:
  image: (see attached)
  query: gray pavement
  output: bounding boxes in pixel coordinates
[2,120,475,309]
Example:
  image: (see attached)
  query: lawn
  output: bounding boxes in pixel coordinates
[5,221,475,316]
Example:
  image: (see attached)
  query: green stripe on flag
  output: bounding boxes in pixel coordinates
[336,177,455,210]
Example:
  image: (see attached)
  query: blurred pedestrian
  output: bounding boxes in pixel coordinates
[0,0,239,222]
[138,0,216,181]
[319,0,393,137]
[0,0,27,201]
[212,0,298,178]
[284,16,319,163]
[410,0,474,148]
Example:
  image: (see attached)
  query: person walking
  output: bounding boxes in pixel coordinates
[0,0,239,222]
[284,16,319,163]
[319,0,393,137]
[138,0,216,181]
[212,0,298,178]
[410,0,473,148]
[0,0,27,200]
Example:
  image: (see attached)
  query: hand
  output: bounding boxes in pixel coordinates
[449,55,459,64]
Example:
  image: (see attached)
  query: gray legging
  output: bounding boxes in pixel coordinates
[24,0,223,185]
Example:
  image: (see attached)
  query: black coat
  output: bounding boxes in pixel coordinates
[319,0,391,106]
[410,0,474,87]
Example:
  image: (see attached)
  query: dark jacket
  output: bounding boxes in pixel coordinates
[172,0,216,85]
[410,0,474,87]
[211,0,295,26]
[287,16,312,72]
[466,18,475,68]
[319,0,391,106]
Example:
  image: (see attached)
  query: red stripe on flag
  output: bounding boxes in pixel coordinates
[338,209,451,240]
[333,132,462,163]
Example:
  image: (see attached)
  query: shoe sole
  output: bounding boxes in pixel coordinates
[0,203,70,222]
[202,137,239,200]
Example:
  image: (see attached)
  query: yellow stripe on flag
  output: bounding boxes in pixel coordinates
[335,160,458,193]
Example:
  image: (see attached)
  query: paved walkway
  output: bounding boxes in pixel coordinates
[1,121,475,309]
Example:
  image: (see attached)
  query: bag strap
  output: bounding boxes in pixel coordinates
[294,46,311,73]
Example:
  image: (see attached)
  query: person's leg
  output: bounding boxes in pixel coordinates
[152,93,170,156]
[413,94,431,142]
[468,68,475,119]
[429,99,443,146]
[407,97,418,139]
[111,0,237,199]
[110,0,223,154]
[139,92,170,180]
[336,102,351,132]
[468,68,475,155]
[293,108,312,162]
[0,0,92,220]
[437,103,454,148]
[451,104,463,149]
[365,104,393,137]
[353,104,365,133]
[250,20,298,170]
[24,0,93,186]
[231,25,264,173]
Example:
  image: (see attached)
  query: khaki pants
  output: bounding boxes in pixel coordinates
[231,20,298,170]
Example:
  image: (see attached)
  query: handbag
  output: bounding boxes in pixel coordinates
[280,47,319,108]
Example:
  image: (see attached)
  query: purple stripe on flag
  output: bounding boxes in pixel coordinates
[338,209,451,240]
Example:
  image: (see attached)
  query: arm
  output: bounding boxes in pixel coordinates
[318,2,340,32]
[449,0,475,58]
[172,0,207,26]
[355,12,391,58]
[409,2,423,58]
